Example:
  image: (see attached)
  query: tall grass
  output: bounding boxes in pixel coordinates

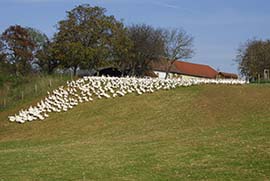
[0,74,71,112]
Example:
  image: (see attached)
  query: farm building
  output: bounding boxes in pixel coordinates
[94,67,123,77]
[65,61,238,80]
[217,72,238,79]
[152,60,219,79]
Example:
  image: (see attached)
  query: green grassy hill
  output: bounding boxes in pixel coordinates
[0,84,269,180]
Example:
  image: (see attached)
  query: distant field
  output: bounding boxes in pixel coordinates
[0,84,269,180]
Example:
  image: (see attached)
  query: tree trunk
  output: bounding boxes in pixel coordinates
[48,67,53,75]
[165,60,176,79]
[131,66,136,76]
[73,65,78,76]
[48,60,53,74]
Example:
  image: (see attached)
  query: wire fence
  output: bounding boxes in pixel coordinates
[0,74,72,111]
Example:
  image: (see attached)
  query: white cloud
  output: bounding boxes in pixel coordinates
[152,1,179,9]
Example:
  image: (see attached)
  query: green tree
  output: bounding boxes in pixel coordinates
[35,41,60,74]
[26,27,49,52]
[0,40,6,62]
[54,4,129,76]
[110,21,132,74]
[1,25,35,75]
[163,28,194,79]
[128,24,165,76]
[0,40,9,75]
[236,39,270,80]
[25,27,58,73]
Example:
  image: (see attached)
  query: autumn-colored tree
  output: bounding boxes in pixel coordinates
[54,4,130,76]
[1,25,35,75]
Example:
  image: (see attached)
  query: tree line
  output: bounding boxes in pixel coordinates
[0,4,194,77]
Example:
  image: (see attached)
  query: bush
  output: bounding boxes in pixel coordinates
[250,79,270,84]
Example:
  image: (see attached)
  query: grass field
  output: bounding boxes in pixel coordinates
[0,84,269,180]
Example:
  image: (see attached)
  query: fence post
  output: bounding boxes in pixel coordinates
[49,79,52,87]
[21,91,24,100]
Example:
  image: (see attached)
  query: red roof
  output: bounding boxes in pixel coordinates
[218,72,238,79]
[173,61,218,79]
[151,60,219,79]
[151,59,180,74]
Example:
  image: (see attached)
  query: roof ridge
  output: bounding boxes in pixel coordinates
[175,61,217,72]
[175,60,215,68]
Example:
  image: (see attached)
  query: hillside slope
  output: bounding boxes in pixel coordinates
[0,85,269,180]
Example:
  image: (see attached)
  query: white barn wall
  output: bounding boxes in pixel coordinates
[153,71,167,79]
[153,70,213,80]
[153,71,181,79]
[181,74,200,80]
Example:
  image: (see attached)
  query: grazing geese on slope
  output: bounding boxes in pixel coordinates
[8,76,246,123]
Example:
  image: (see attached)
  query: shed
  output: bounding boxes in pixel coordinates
[94,67,122,77]
[218,72,238,79]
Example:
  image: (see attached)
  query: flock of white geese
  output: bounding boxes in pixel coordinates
[8,76,246,123]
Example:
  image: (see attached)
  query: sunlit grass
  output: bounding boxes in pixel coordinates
[0,84,269,180]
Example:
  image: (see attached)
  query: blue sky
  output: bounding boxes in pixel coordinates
[1,0,270,73]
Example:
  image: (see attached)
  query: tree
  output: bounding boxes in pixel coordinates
[0,40,9,74]
[163,28,194,79]
[236,39,270,80]
[128,24,165,76]
[110,21,132,74]
[26,27,49,52]
[54,41,90,75]
[35,41,60,74]
[0,40,6,62]
[1,25,35,75]
[54,4,128,76]
[25,27,58,73]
